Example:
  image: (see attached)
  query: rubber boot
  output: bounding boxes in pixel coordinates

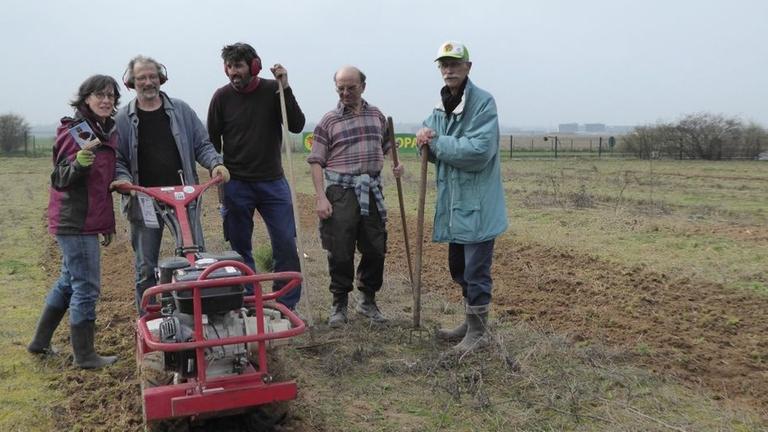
[436,299,468,342]
[355,291,386,323]
[71,321,117,369]
[328,294,348,328]
[452,304,490,353]
[28,305,67,355]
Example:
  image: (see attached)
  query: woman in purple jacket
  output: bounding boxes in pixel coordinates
[27,75,121,369]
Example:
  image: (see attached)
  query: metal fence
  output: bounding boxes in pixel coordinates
[16,133,740,161]
[503,135,632,159]
[0,134,55,157]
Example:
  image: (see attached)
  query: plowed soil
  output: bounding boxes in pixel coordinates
[50,193,768,430]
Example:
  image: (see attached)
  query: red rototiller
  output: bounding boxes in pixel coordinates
[118,176,305,431]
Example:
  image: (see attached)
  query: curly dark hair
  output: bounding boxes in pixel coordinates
[70,75,121,116]
[221,42,260,65]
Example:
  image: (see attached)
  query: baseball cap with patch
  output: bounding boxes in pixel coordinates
[435,41,470,61]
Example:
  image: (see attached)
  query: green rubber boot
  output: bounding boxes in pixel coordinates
[452,304,490,354]
[436,299,468,342]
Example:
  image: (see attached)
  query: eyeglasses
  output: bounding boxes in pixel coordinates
[91,91,116,101]
[438,60,467,70]
[135,73,160,83]
[336,84,360,94]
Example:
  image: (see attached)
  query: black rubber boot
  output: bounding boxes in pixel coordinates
[27,305,67,355]
[28,305,67,355]
[452,304,490,353]
[355,291,386,323]
[328,293,348,328]
[71,321,117,369]
[436,299,468,342]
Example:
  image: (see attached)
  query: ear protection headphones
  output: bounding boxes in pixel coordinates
[223,55,262,77]
[123,59,168,89]
[250,56,262,76]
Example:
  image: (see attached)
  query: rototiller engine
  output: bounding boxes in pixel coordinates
[117,176,305,431]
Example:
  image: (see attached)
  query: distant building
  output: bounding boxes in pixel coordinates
[606,125,636,134]
[558,123,578,133]
[584,123,606,133]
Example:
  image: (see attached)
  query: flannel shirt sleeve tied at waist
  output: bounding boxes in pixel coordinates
[324,170,387,222]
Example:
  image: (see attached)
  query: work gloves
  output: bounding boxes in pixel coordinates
[100,233,113,247]
[75,149,95,167]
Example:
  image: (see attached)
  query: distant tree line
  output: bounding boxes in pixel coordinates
[619,113,766,160]
[0,113,31,154]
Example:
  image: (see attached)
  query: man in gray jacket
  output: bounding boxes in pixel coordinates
[111,55,230,314]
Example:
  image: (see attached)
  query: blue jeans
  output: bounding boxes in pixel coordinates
[45,235,101,325]
[130,220,164,314]
[223,178,301,309]
[448,240,495,306]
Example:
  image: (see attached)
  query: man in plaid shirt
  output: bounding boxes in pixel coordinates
[308,65,404,328]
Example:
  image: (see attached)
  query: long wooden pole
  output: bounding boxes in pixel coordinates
[277,80,314,328]
[413,144,429,328]
[386,117,413,288]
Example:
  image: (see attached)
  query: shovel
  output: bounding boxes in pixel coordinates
[412,137,429,328]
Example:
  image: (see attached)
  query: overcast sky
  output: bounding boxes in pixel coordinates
[2,0,766,130]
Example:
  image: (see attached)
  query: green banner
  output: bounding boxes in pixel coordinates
[301,132,418,153]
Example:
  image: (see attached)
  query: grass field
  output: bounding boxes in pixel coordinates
[1,153,766,431]
[501,159,768,293]
[0,158,58,431]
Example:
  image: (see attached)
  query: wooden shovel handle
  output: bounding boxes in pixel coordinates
[277,81,314,329]
[412,139,429,328]
[386,117,414,289]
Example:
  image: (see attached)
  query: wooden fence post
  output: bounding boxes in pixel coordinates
[598,137,603,159]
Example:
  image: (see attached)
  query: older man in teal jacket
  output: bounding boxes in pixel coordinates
[417,41,508,353]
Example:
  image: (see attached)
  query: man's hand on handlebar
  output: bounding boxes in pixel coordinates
[110,179,135,196]
[212,165,230,183]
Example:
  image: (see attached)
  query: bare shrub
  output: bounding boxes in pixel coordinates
[0,113,30,153]
[570,184,594,209]
[619,112,767,160]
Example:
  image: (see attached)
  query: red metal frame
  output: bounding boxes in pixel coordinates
[118,178,306,422]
